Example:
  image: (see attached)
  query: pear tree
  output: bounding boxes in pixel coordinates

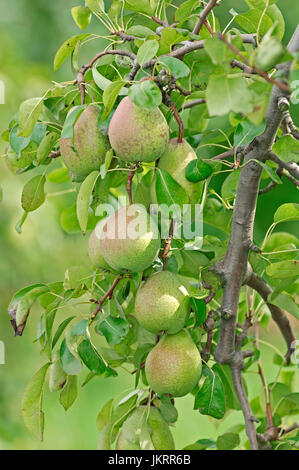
[3,0,299,451]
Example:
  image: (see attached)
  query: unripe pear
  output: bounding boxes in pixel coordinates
[145,330,202,397]
[135,271,190,334]
[88,227,114,271]
[49,352,67,392]
[60,105,110,181]
[108,96,169,163]
[116,406,175,450]
[99,204,161,273]
[152,138,203,203]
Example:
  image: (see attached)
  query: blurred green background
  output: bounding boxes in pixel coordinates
[0,1,298,450]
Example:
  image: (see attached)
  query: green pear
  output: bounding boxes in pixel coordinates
[116,406,175,450]
[135,271,190,334]
[60,105,110,181]
[49,352,67,392]
[152,138,203,203]
[99,204,161,273]
[88,227,114,271]
[108,96,169,163]
[145,330,202,397]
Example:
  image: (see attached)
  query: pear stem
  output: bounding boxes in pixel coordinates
[90,275,122,321]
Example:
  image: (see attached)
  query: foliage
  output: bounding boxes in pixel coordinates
[1,0,299,451]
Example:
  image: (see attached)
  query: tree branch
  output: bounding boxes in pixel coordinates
[268,151,299,180]
[76,49,137,104]
[213,25,299,449]
[278,97,299,140]
[180,98,206,111]
[246,272,296,364]
[193,0,218,36]
[218,34,290,93]
[91,276,123,320]
[214,25,299,365]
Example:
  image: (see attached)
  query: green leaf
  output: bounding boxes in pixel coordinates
[126,25,155,38]
[159,395,178,424]
[185,159,213,182]
[61,105,86,139]
[124,0,156,15]
[85,0,105,15]
[155,169,189,212]
[212,364,241,410]
[190,297,207,326]
[36,132,59,164]
[272,135,299,163]
[216,432,240,450]
[21,175,46,212]
[255,36,285,71]
[274,203,299,223]
[128,81,162,110]
[183,438,215,450]
[266,260,299,279]
[18,98,43,138]
[78,339,117,376]
[204,36,237,65]
[254,160,283,184]
[269,293,299,320]
[206,75,253,116]
[102,80,127,121]
[9,124,31,156]
[54,34,90,71]
[60,375,78,411]
[194,368,226,419]
[22,363,50,441]
[96,316,130,345]
[96,398,114,431]
[47,168,69,184]
[76,170,100,234]
[52,316,76,349]
[60,339,82,375]
[158,57,190,78]
[137,39,159,66]
[234,119,266,147]
[92,64,128,95]
[71,6,92,30]
[234,9,273,37]
[175,0,200,22]
[221,169,240,201]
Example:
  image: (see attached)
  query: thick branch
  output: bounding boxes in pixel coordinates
[214,25,299,365]
[246,272,296,364]
[193,0,218,35]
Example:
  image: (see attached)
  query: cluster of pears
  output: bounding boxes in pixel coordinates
[60,96,201,201]
[85,97,202,413]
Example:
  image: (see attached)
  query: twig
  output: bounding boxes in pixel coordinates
[193,0,218,35]
[164,95,184,142]
[268,151,299,180]
[259,168,283,194]
[76,49,137,105]
[161,219,174,270]
[49,150,61,159]
[180,99,206,111]
[231,59,257,75]
[151,16,168,27]
[114,30,136,42]
[218,33,290,93]
[126,164,137,205]
[201,310,215,362]
[278,97,299,140]
[175,85,192,96]
[211,149,235,161]
[91,276,122,320]
[246,272,296,364]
